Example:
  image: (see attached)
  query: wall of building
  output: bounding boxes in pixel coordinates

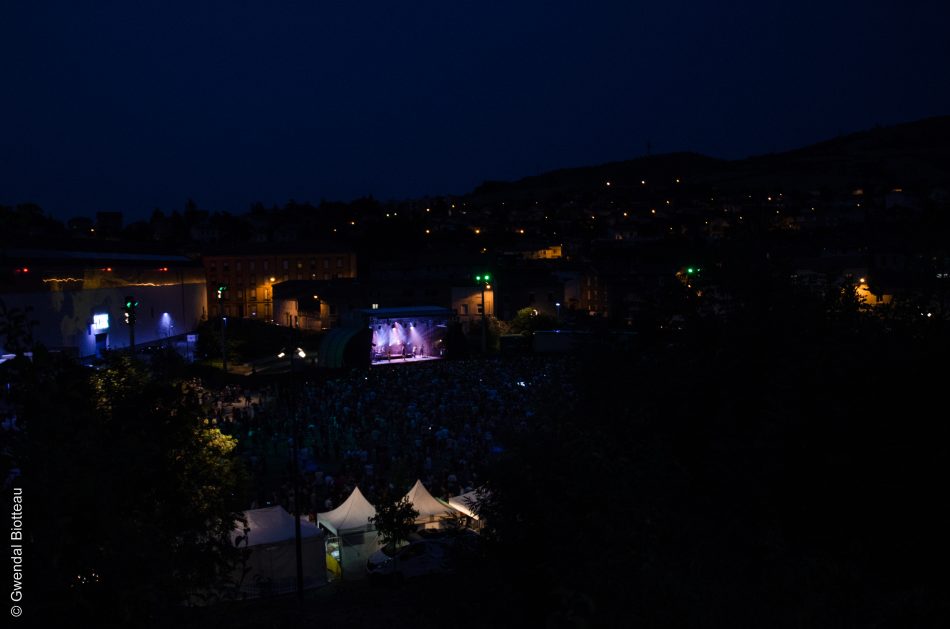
[451,286,494,330]
[204,252,357,321]
[1,282,206,357]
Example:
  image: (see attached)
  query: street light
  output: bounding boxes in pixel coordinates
[474,273,492,353]
[122,296,139,352]
[555,301,561,325]
[276,348,306,363]
[217,285,229,372]
[285,322,304,599]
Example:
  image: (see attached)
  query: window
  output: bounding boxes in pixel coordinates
[282,259,289,270]
[263,260,269,271]
[223,262,229,273]
[249,261,255,271]
[236,261,242,272]
[236,290,244,299]
[461,304,469,315]
[324,273,330,280]
[477,303,483,314]
[283,274,289,282]
[310,258,316,269]
[250,288,257,300]
[323,258,329,269]
[296,260,303,269]
[336,257,343,268]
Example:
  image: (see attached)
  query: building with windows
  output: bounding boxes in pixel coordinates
[201,245,357,321]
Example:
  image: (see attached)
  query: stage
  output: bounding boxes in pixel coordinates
[370,355,442,366]
[366,306,449,368]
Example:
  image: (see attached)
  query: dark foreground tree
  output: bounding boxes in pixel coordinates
[3,349,248,626]
[370,496,419,550]
[475,282,950,628]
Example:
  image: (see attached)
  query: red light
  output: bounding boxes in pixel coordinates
[158,267,169,272]
[101,267,112,272]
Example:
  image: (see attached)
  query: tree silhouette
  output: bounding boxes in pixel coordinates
[370,496,419,550]
[0,299,36,354]
[6,350,249,624]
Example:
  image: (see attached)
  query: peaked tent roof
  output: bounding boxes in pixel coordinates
[448,489,487,520]
[317,486,377,535]
[235,505,323,547]
[403,479,459,522]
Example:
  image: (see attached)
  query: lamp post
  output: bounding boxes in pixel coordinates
[288,323,304,599]
[122,295,138,352]
[475,273,491,353]
[555,301,561,326]
[217,284,228,372]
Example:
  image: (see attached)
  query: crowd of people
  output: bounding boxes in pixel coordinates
[206,357,574,519]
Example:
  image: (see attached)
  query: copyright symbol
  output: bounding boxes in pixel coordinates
[10,605,22,617]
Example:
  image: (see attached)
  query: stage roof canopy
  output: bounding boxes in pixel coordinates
[360,306,452,319]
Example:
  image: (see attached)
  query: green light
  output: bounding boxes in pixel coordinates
[687,267,694,274]
[475,275,482,282]
[483,273,491,281]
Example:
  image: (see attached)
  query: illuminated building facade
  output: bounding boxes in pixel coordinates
[201,247,357,321]
[1,248,206,358]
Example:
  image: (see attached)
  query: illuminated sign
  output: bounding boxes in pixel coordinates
[92,313,109,332]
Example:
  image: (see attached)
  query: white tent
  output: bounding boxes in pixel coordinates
[317,486,379,580]
[403,479,460,525]
[232,506,326,597]
[317,486,377,535]
[448,488,486,520]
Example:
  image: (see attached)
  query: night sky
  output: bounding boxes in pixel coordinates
[3,1,949,220]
